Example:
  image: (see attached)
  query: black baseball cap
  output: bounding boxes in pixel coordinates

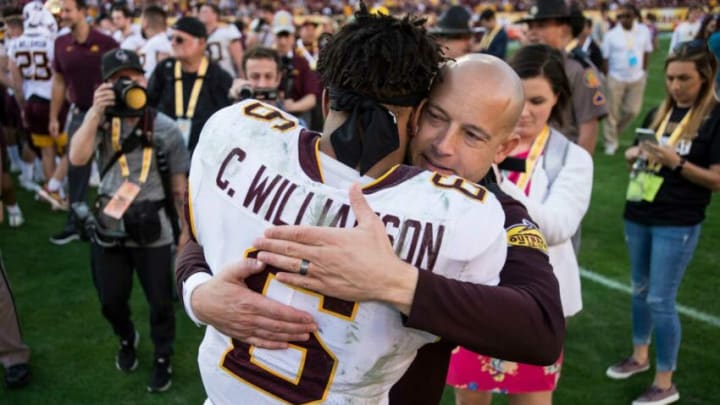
[101,48,144,81]
[172,16,207,39]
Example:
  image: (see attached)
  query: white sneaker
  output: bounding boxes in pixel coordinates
[8,210,24,228]
[604,145,618,156]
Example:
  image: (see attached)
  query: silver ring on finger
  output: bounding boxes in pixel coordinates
[299,259,310,276]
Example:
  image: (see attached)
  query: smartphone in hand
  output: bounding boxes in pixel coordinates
[635,128,658,145]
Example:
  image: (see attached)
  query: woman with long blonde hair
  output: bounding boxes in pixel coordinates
[606,40,720,405]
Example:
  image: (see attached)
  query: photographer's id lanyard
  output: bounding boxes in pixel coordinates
[513,125,550,193]
[174,57,209,147]
[625,32,640,68]
[626,108,692,202]
[103,117,153,220]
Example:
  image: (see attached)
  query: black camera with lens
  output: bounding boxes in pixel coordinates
[72,200,127,248]
[106,77,147,117]
[237,86,279,101]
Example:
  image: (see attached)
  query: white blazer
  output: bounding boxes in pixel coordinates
[500,131,593,316]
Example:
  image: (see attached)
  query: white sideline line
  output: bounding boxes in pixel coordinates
[580,268,720,328]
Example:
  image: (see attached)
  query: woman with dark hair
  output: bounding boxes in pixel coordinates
[694,13,719,42]
[606,40,720,405]
[446,44,593,405]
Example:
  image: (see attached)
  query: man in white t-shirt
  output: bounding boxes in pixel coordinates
[198,3,244,79]
[669,5,703,53]
[138,5,170,78]
[110,3,144,52]
[601,4,652,155]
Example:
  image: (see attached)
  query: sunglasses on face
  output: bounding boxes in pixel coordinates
[169,35,189,44]
[617,13,633,19]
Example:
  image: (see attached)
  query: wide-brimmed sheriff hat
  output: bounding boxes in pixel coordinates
[429,5,473,36]
[516,0,572,23]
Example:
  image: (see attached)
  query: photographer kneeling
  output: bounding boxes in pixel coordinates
[68,48,189,393]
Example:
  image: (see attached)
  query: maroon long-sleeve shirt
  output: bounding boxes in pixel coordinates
[176,184,565,405]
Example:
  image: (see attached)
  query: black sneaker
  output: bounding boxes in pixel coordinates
[147,357,172,393]
[49,228,79,245]
[116,331,139,372]
[4,364,30,388]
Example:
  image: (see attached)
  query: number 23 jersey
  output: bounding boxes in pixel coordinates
[188,100,507,404]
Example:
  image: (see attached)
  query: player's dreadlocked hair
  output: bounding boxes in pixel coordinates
[317,2,444,103]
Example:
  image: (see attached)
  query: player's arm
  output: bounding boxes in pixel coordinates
[49,72,67,137]
[69,83,113,165]
[228,39,245,79]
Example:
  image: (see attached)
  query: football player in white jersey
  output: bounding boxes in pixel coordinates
[138,5,171,78]
[9,1,69,210]
[198,3,244,79]
[185,5,515,404]
[111,3,144,52]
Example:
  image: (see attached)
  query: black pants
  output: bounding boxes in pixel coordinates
[64,108,91,231]
[91,243,175,358]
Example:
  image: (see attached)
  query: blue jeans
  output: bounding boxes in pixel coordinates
[624,220,701,372]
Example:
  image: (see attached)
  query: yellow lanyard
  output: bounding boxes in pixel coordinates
[111,117,153,184]
[515,125,551,191]
[648,107,692,171]
[174,57,209,119]
[624,28,635,50]
[479,26,501,51]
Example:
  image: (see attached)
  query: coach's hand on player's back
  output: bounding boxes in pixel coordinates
[255,184,419,315]
[191,259,318,349]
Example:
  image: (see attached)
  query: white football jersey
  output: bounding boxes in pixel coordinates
[8,29,54,100]
[139,32,171,78]
[188,100,507,404]
[206,24,242,78]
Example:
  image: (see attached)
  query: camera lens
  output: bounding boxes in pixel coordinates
[123,85,147,110]
[239,85,254,99]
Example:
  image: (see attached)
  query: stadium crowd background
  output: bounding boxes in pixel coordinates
[0,0,718,404]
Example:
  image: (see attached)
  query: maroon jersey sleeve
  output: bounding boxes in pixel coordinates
[175,198,210,305]
[403,189,565,364]
[175,239,211,306]
[391,189,565,405]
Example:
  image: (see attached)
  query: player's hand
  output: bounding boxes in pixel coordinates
[191,258,318,349]
[49,118,60,138]
[90,83,116,118]
[254,184,418,312]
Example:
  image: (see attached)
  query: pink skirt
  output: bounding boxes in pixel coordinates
[446,347,563,394]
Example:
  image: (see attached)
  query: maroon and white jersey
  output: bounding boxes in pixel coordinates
[187,100,506,404]
[9,28,54,100]
[206,24,242,78]
[138,32,171,78]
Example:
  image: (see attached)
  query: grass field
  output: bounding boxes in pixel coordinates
[1,37,719,404]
